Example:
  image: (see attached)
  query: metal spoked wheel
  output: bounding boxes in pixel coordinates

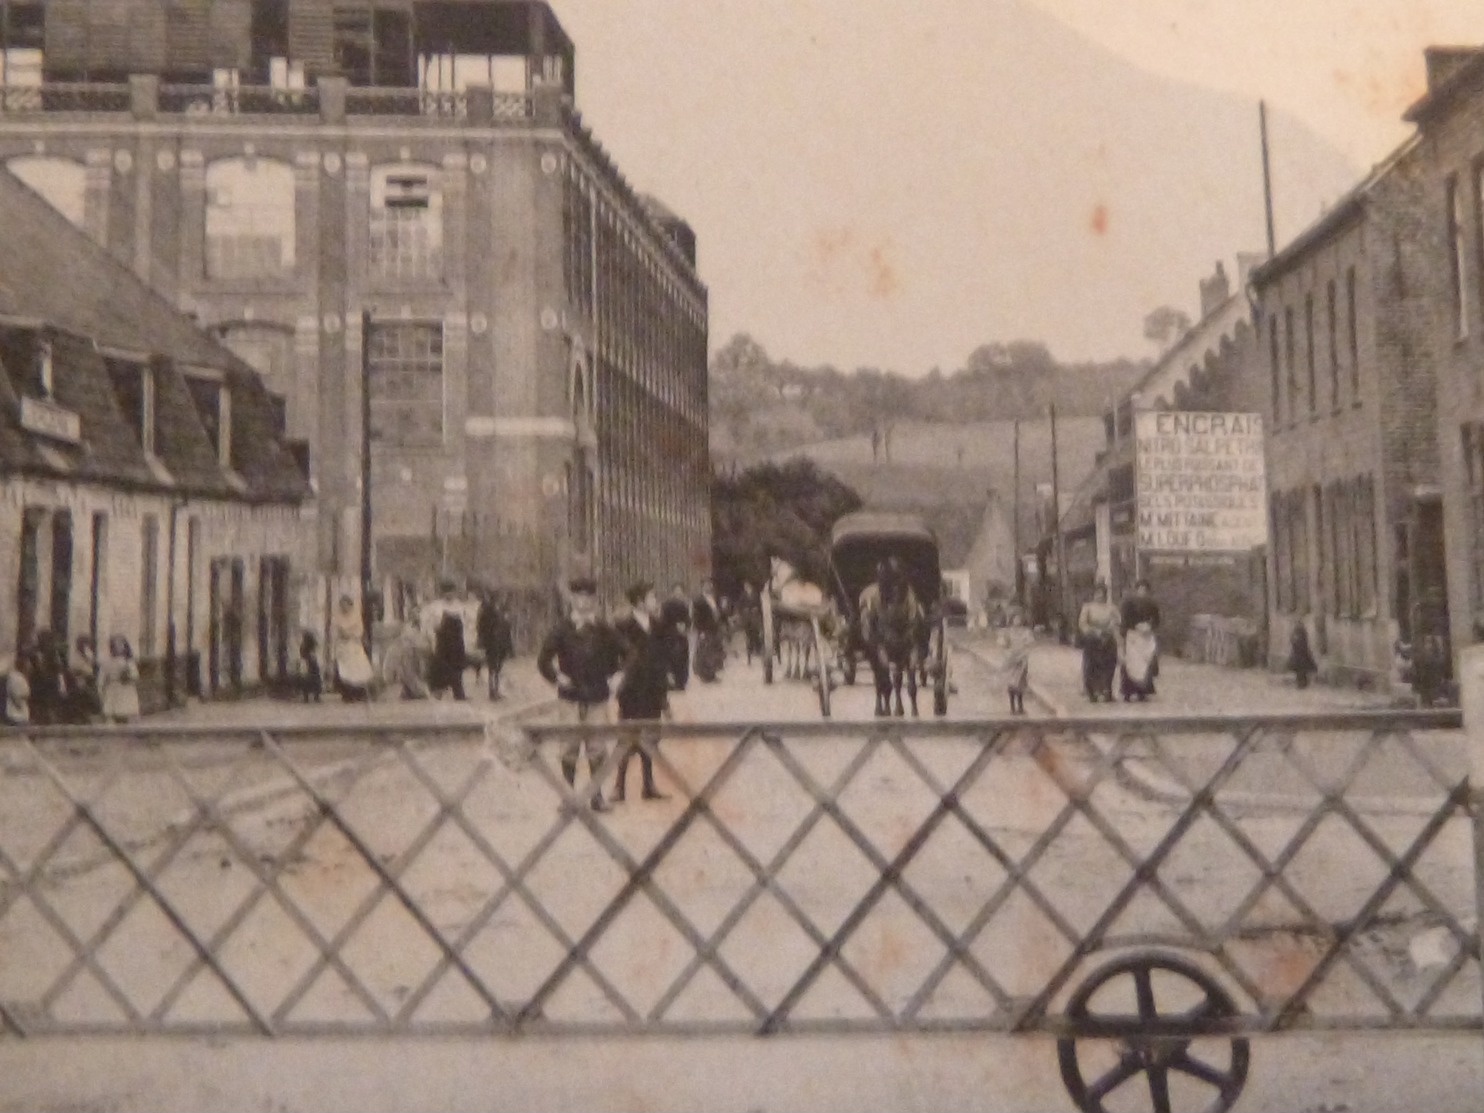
[811,615,831,718]
[932,619,949,716]
[1057,952,1250,1113]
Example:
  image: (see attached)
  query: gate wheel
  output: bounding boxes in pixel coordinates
[1057,952,1249,1113]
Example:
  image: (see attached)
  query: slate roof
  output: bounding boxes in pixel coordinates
[0,167,307,503]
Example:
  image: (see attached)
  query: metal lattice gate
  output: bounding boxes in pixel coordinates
[0,712,1477,1113]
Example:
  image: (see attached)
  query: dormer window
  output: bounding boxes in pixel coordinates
[35,336,52,398]
[105,357,155,456]
[187,374,233,470]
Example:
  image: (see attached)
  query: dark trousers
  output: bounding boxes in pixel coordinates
[614,723,661,798]
[670,635,690,689]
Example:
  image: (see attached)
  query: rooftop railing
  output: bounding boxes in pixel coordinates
[0,82,130,114]
[158,83,320,117]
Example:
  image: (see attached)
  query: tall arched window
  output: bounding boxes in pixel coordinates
[8,156,86,229]
[205,158,296,280]
[370,164,443,281]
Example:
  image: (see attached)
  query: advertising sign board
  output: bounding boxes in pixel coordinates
[1135,411,1267,552]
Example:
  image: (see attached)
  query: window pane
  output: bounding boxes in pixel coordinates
[367,321,443,447]
[205,158,296,279]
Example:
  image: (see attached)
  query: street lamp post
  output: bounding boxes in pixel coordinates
[1050,402,1069,631]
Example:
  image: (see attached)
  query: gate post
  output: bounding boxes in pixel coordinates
[1455,644,1484,1022]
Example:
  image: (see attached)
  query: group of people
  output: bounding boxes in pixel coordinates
[536,576,728,812]
[304,580,517,704]
[1,630,141,726]
[1075,578,1162,703]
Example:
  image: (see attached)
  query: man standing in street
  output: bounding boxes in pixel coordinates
[660,583,692,691]
[612,581,671,803]
[476,587,514,700]
[537,577,627,812]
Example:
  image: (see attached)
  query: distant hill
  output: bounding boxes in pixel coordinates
[710,332,1139,467]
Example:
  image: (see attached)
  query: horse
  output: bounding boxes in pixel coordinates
[859,561,925,717]
[768,557,829,681]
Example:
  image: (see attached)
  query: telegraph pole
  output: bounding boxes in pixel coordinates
[360,309,374,650]
[1260,100,1276,258]
[1049,403,1069,630]
[1012,418,1022,606]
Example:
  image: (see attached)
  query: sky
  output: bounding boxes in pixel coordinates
[546,0,1484,375]
[546,0,1484,372]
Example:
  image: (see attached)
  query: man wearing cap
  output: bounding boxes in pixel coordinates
[537,576,628,812]
[612,581,671,803]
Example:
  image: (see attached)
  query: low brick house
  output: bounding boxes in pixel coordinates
[0,166,312,711]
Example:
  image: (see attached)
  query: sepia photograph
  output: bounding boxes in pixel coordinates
[0,1,1482,1110]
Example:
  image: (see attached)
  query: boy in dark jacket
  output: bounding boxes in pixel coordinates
[612,581,671,803]
[537,577,627,812]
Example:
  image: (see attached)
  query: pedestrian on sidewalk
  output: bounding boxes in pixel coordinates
[1077,582,1120,703]
[297,630,323,702]
[0,653,31,726]
[422,579,470,701]
[1119,578,1161,702]
[381,612,431,700]
[612,581,671,803]
[997,606,1034,715]
[1288,621,1317,690]
[99,634,141,724]
[537,576,627,813]
[331,595,373,703]
[661,583,692,690]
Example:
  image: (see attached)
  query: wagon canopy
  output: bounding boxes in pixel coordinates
[829,511,943,613]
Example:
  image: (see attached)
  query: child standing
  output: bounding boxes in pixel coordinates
[299,630,323,702]
[998,607,1034,715]
[99,635,141,724]
[1288,621,1317,690]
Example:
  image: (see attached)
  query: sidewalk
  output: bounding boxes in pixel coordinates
[1016,639,1395,717]
[148,656,556,729]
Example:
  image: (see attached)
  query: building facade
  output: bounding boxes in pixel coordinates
[0,159,311,710]
[1248,138,1447,686]
[0,0,710,612]
[1405,48,1484,663]
[1054,259,1265,657]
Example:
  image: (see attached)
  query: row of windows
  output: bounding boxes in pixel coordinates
[11,155,445,283]
[1444,164,1484,342]
[1268,267,1361,427]
[1271,478,1378,619]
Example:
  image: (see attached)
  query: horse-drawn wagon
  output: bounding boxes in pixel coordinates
[829,511,953,716]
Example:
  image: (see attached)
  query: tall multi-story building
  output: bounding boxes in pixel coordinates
[0,0,710,620]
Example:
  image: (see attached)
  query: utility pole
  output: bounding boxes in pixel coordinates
[1260,100,1276,258]
[1012,418,1022,606]
[360,309,374,651]
[1049,403,1069,631]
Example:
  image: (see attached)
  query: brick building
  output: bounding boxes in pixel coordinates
[1248,135,1447,686]
[1052,258,1265,658]
[0,160,311,709]
[0,0,710,614]
[1404,47,1484,663]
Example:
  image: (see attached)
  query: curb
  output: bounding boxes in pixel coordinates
[955,637,1446,817]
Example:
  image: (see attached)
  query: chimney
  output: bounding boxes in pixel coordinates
[1199,260,1230,318]
[1424,46,1484,92]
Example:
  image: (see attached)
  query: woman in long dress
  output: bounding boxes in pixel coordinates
[1077,582,1121,703]
[1119,578,1162,701]
[332,595,374,702]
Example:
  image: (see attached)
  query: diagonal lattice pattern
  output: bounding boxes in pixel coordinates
[0,711,1476,1037]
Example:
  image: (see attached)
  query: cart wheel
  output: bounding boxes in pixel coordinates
[812,617,831,718]
[761,590,775,685]
[932,623,950,716]
[1056,952,1249,1113]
